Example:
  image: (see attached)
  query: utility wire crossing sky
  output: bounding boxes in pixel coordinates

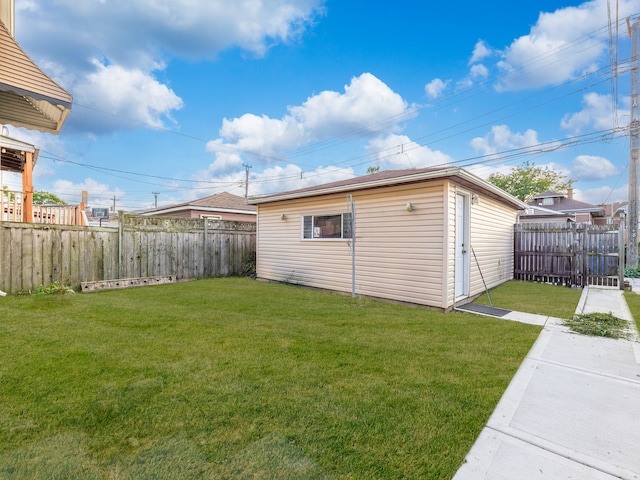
[4,0,639,210]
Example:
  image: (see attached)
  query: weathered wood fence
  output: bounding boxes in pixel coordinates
[514,223,623,288]
[0,215,256,294]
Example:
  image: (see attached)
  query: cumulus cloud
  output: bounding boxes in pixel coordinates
[14,0,324,135]
[469,64,489,79]
[571,155,618,180]
[365,134,454,170]
[578,184,627,204]
[560,92,619,133]
[206,73,414,173]
[470,125,543,156]
[194,162,355,197]
[425,78,449,99]
[469,40,492,64]
[495,0,637,91]
[50,178,125,208]
[17,0,324,66]
[67,60,184,133]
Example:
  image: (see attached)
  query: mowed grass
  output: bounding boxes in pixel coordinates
[474,280,583,319]
[0,278,540,479]
[623,291,640,334]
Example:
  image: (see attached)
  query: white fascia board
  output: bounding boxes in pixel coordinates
[0,134,37,152]
[140,206,256,216]
[251,167,527,210]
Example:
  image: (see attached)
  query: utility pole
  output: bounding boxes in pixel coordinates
[152,191,159,208]
[627,17,639,269]
[242,163,252,199]
[111,195,117,212]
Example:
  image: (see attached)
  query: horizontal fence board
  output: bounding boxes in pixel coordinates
[514,223,621,288]
[0,217,255,294]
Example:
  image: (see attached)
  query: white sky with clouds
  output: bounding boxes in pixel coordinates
[4,0,639,210]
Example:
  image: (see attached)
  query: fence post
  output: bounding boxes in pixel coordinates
[203,218,208,278]
[118,211,124,279]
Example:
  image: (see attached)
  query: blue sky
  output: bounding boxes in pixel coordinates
[4,0,639,210]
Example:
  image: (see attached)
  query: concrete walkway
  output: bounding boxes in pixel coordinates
[453,286,640,480]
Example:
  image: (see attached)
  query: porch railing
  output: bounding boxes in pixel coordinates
[33,204,83,225]
[1,189,23,222]
[1,189,83,225]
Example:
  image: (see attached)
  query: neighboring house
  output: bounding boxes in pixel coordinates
[139,192,257,223]
[518,204,575,224]
[596,201,627,227]
[520,189,605,224]
[0,0,74,224]
[249,166,526,311]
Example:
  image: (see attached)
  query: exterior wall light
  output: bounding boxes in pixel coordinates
[471,194,479,205]
[280,213,287,220]
[406,202,413,212]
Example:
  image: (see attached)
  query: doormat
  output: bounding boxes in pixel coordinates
[456,303,511,317]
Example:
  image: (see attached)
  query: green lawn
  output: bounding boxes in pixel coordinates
[623,291,640,333]
[474,280,583,319]
[0,278,540,479]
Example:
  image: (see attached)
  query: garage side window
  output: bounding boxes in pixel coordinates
[303,213,353,239]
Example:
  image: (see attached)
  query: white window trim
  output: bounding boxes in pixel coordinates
[301,213,353,241]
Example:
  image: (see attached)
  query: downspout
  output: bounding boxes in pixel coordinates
[348,194,356,297]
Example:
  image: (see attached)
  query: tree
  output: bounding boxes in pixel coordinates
[487,161,571,202]
[367,166,380,174]
[32,191,67,205]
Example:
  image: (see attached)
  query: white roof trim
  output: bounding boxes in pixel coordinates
[250,167,527,210]
[0,133,37,152]
[140,205,257,216]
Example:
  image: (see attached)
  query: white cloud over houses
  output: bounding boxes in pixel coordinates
[18,0,324,65]
[560,92,618,133]
[68,61,184,133]
[50,178,125,208]
[495,0,637,91]
[206,73,414,173]
[194,162,355,197]
[578,184,627,204]
[365,134,454,170]
[570,154,618,181]
[470,125,542,156]
[16,0,324,135]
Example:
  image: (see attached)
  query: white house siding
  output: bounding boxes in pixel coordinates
[256,182,449,307]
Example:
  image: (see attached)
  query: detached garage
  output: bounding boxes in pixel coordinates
[249,167,526,311]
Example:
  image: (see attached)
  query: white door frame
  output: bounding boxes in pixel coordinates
[455,192,470,300]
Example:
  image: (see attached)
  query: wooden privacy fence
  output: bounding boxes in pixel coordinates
[514,223,623,288]
[0,215,256,294]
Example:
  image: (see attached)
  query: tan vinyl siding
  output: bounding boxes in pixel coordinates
[443,182,518,307]
[257,182,448,307]
[468,190,518,296]
[0,21,72,104]
[444,182,457,308]
[257,177,520,310]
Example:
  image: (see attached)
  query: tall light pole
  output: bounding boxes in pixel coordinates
[627,17,639,269]
[242,163,252,199]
